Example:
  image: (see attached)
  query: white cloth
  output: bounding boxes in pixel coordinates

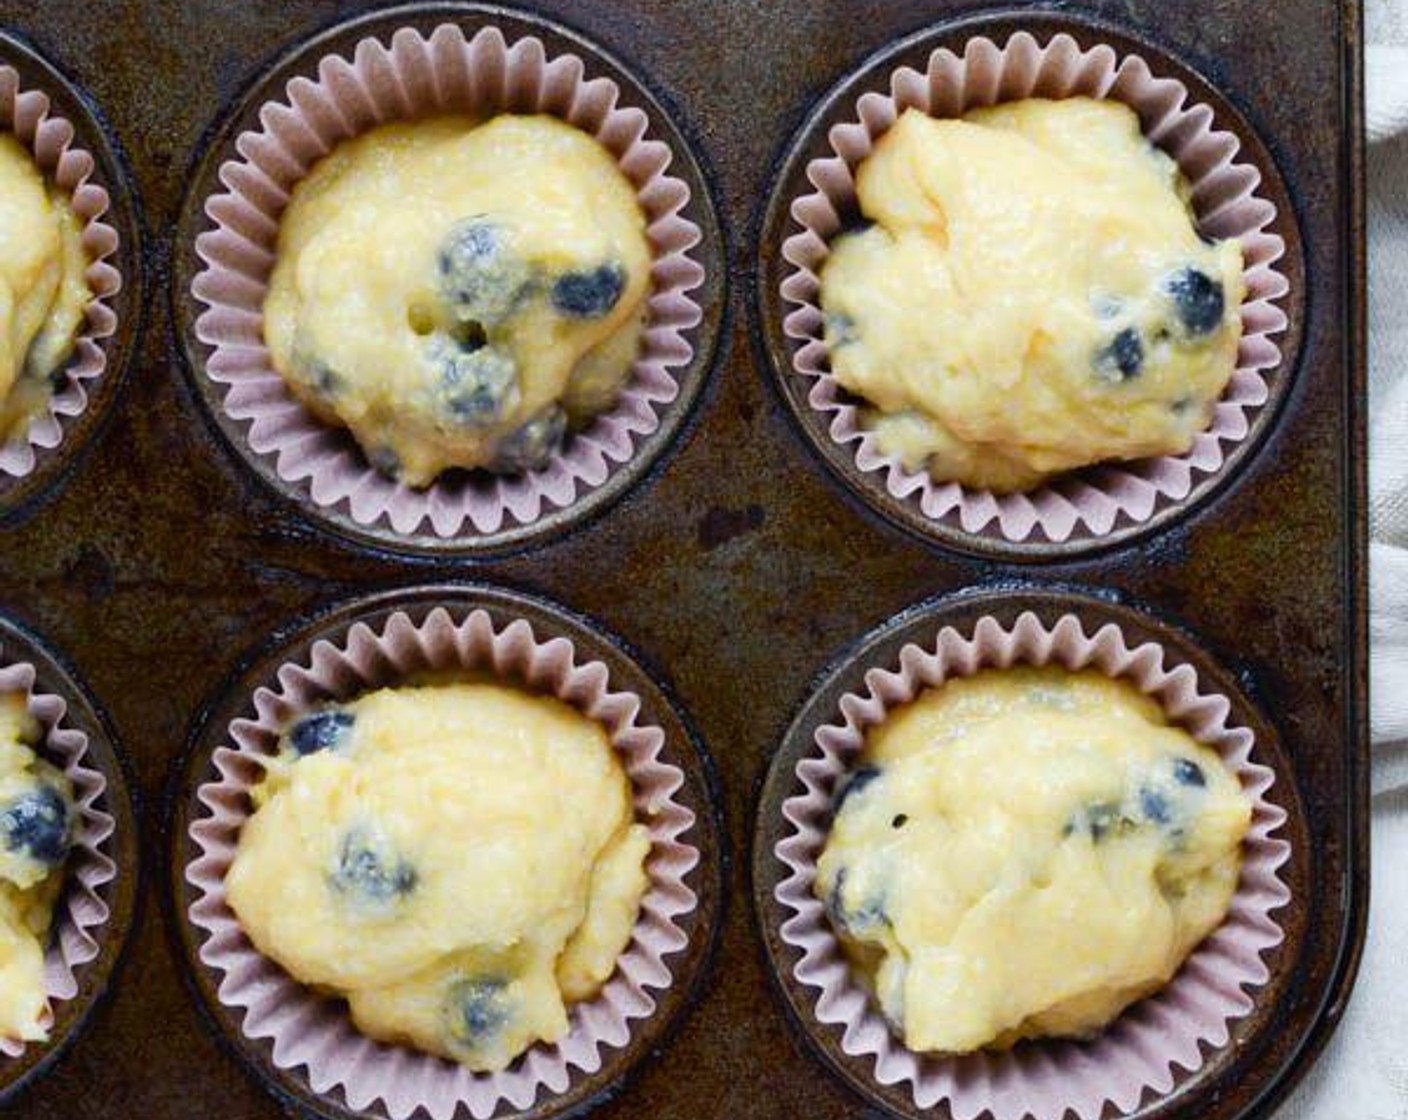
[1273,4,1408,1115]
[1368,46,1408,142]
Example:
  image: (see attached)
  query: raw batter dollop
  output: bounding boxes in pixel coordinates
[0,134,91,443]
[819,99,1245,492]
[0,693,75,1043]
[226,683,650,1071]
[263,114,652,487]
[815,667,1251,1053]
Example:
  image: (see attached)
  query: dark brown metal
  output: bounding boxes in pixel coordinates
[168,584,726,1120]
[0,1,1366,1118]
[0,613,139,1107]
[755,9,1307,564]
[752,586,1313,1120]
[169,3,728,559]
[0,30,145,524]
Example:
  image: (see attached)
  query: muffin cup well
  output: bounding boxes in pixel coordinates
[0,616,138,1103]
[753,590,1302,1120]
[181,7,722,556]
[175,586,723,1120]
[760,16,1301,559]
[0,34,139,517]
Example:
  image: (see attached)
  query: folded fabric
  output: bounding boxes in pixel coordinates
[1275,12,1408,1119]
[1368,46,1408,142]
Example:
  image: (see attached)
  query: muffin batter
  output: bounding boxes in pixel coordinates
[0,693,75,1043]
[815,667,1251,1053]
[263,114,652,487]
[0,134,91,443]
[820,99,1245,492]
[226,683,651,1071]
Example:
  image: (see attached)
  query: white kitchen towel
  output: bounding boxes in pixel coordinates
[1274,2,1408,1116]
[1368,45,1408,143]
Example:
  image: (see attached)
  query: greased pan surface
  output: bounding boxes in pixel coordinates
[0,1,1365,1119]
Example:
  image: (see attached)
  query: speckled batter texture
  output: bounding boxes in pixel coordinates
[0,693,75,1043]
[262,114,651,488]
[815,667,1252,1053]
[225,682,650,1071]
[819,99,1244,493]
[0,134,90,444]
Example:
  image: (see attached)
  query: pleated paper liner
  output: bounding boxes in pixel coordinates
[179,587,723,1120]
[755,591,1303,1120]
[0,616,137,1103]
[767,23,1300,556]
[0,36,133,514]
[188,12,719,553]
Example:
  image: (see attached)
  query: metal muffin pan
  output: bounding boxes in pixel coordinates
[0,1,1365,1119]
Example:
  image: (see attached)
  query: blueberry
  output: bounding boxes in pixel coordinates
[1095,328,1144,382]
[330,830,416,903]
[1164,268,1225,336]
[1066,800,1138,842]
[1139,787,1172,825]
[437,219,531,325]
[551,263,626,319]
[1172,758,1206,788]
[431,338,520,427]
[297,354,341,396]
[825,867,888,936]
[835,766,881,814]
[491,405,567,474]
[445,977,511,1043]
[1084,801,1123,841]
[824,867,851,924]
[0,784,72,866]
[288,710,354,756]
[452,319,488,353]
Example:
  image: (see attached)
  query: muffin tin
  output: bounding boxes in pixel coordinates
[0,1,1366,1119]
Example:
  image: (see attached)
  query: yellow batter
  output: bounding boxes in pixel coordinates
[820,100,1245,492]
[815,667,1251,1053]
[0,693,75,1043]
[263,115,652,487]
[0,134,91,443]
[226,682,650,1071]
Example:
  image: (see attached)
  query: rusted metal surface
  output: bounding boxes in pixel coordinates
[0,1,1366,1118]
